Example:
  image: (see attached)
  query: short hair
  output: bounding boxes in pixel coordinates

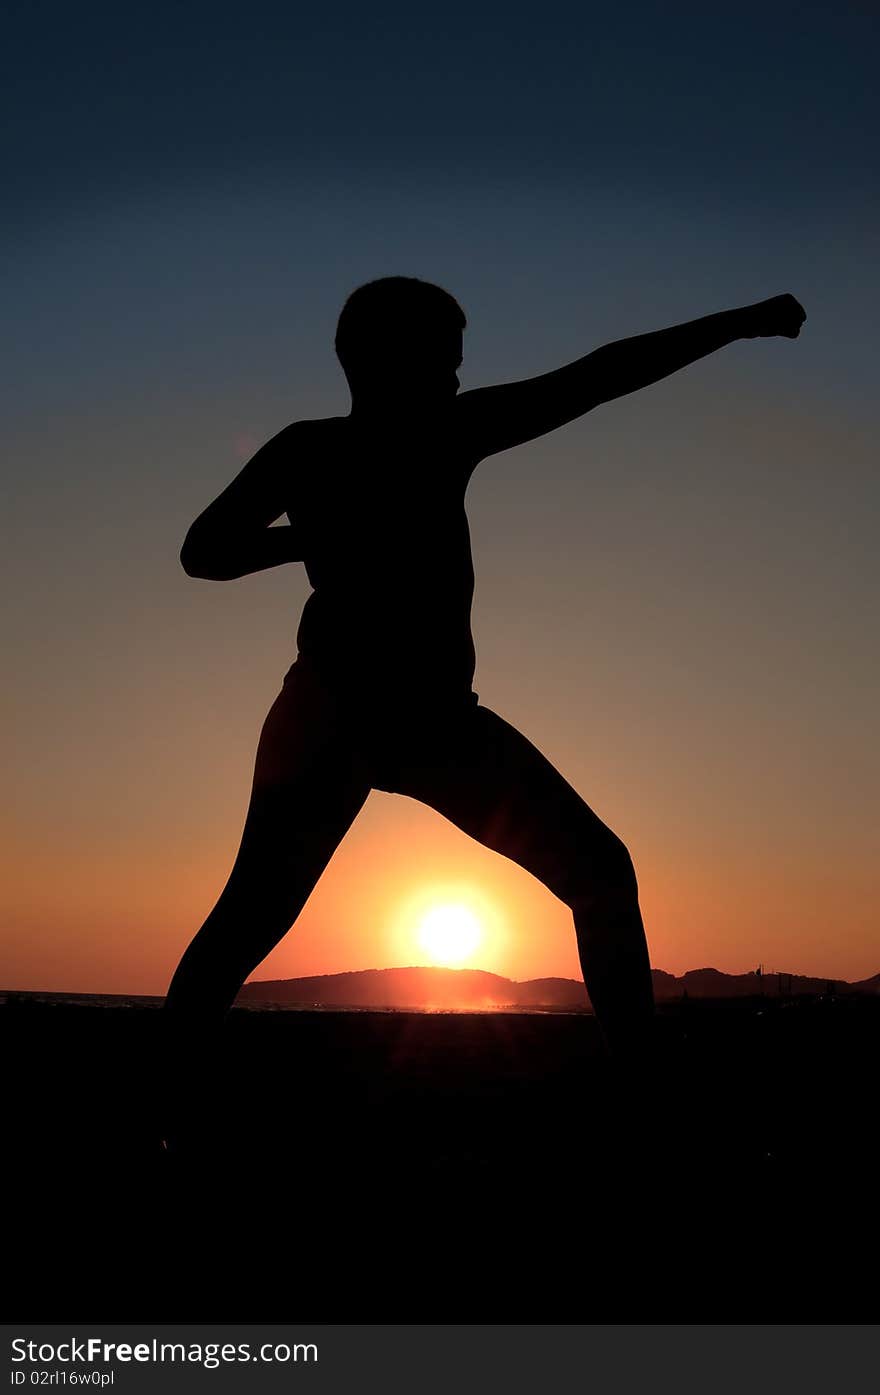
[335,276,466,381]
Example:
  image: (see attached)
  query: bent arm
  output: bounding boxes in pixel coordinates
[180,423,304,580]
[182,525,302,581]
[458,294,805,459]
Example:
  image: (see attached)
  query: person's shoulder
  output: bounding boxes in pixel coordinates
[273,417,348,502]
[257,415,343,457]
[274,415,348,450]
[269,414,329,436]
[283,413,348,430]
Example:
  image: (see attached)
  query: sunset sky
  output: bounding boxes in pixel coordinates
[4,2,878,994]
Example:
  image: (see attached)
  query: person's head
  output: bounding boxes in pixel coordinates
[335,276,466,409]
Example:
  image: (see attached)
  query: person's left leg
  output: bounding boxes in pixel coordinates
[373,700,655,1065]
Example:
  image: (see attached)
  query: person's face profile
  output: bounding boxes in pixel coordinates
[389,324,462,402]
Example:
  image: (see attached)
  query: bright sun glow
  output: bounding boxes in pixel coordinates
[390,880,505,971]
[415,903,483,966]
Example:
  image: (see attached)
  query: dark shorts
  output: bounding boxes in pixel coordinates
[243,652,621,909]
[278,652,479,782]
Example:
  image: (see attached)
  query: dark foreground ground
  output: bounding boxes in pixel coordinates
[4,996,877,1321]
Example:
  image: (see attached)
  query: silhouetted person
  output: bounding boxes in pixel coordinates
[161,277,805,1146]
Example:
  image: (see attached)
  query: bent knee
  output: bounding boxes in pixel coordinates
[563,830,639,908]
[595,831,638,891]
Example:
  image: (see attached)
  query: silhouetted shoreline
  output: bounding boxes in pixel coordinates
[4,961,877,1012]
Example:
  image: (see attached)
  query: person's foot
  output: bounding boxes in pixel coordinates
[151,1010,229,1169]
[600,1016,692,1186]
[156,1117,216,1168]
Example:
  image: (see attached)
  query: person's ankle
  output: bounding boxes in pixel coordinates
[601,1012,657,1066]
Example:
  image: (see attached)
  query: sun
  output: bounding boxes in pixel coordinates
[415,903,483,966]
[390,880,504,970]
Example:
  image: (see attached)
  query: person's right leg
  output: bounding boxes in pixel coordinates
[160,663,370,1144]
[165,667,369,1028]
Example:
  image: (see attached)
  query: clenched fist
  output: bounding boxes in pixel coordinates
[742,293,807,339]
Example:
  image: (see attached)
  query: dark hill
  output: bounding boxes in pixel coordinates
[235,964,877,1010]
[237,966,519,1009]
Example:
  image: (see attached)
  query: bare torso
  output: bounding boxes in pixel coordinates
[287,411,484,702]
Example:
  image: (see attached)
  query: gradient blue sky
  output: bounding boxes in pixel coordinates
[4,1,878,992]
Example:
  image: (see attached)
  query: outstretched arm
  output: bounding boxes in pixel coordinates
[180,422,304,580]
[457,294,806,460]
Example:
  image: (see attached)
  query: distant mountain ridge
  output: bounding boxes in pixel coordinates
[236,965,880,1010]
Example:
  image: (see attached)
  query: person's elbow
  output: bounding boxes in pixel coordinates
[180,526,239,580]
[179,537,202,577]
